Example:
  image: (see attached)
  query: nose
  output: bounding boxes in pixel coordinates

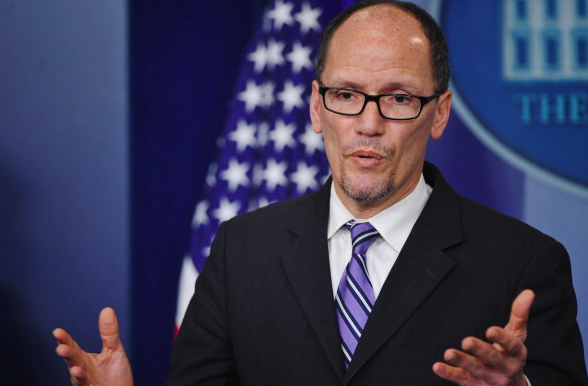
[355,99,386,136]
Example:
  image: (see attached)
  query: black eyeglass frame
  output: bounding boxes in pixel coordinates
[318,85,440,121]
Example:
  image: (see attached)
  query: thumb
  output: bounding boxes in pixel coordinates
[99,307,123,352]
[505,289,535,339]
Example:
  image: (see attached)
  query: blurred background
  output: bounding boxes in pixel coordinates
[0,0,586,385]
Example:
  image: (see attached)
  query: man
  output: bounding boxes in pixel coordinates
[54,1,588,385]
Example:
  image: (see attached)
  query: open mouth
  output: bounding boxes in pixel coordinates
[351,150,384,160]
[349,150,385,167]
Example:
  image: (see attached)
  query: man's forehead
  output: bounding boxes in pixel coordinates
[327,5,428,59]
[326,8,429,62]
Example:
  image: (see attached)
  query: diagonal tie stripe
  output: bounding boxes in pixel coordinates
[336,295,362,339]
[351,229,379,255]
[335,220,379,368]
[345,269,372,314]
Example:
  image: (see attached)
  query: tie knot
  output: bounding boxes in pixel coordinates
[345,220,379,255]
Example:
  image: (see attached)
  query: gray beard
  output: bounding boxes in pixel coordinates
[340,170,395,203]
[339,138,395,204]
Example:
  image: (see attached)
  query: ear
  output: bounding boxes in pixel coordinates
[309,80,323,134]
[430,90,452,140]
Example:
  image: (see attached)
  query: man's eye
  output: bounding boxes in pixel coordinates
[337,92,355,100]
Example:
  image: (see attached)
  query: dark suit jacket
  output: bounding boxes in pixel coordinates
[167,162,587,385]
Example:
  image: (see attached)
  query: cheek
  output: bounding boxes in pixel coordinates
[319,116,344,157]
[402,123,431,153]
[386,124,431,172]
[322,130,341,171]
[320,122,350,178]
[320,112,359,148]
[323,129,339,151]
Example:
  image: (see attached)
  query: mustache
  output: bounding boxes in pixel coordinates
[342,138,395,157]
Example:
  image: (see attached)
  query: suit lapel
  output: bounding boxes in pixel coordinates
[279,180,346,380]
[343,163,464,383]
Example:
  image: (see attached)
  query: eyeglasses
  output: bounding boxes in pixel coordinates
[318,85,439,120]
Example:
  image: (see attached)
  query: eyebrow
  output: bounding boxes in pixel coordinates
[324,76,420,92]
[325,78,422,94]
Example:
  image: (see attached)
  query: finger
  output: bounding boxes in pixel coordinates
[443,347,515,385]
[461,336,504,366]
[505,290,535,337]
[55,342,85,369]
[444,347,489,376]
[55,342,71,361]
[69,365,90,385]
[432,361,470,384]
[434,346,523,386]
[486,326,526,358]
[99,307,122,351]
[53,328,79,349]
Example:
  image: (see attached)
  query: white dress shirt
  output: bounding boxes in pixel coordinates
[327,174,432,299]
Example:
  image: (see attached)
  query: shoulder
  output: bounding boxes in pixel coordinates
[423,164,558,250]
[424,161,559,247]
[220,181,330,235]
[457,192,559,247]
[448,188,569,279]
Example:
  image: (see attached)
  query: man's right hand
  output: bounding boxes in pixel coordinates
[54,307,133,386]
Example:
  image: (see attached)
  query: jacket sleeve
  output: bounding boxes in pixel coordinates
[165,221,240,386]
[520,239,588,386]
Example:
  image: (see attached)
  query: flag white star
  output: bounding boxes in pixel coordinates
[286,42,313,73]
[229,120,257,152]
[299,123,324,155]
[213,198,241,223]
[238,80,264,112]
[264,159,289,190]
[260,81,275,107]
[295,3,322,34]
[277,80,305,113]
[266,39,286,70]
[248,42,268,73]
[192,200,209,226]
[269,120,296,151]
[220,159,251,192]
[266,0,294,30]
[291,162,320,194]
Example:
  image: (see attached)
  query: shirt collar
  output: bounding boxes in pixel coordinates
[327,174,432,253]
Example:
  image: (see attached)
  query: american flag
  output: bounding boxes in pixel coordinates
[175,0,340,330]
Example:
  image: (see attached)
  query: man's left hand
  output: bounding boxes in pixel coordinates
[432,289,535,386]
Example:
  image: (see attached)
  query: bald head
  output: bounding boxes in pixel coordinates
[315,0,450,95]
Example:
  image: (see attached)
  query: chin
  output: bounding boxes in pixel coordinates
[340,176,395,204]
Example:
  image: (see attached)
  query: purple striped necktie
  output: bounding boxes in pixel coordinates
[335,220,380,368]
